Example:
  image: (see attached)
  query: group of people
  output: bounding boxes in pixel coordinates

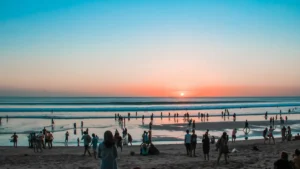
[274,149,300,169]
[184,129,230,164]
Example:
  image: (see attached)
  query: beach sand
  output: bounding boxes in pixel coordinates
[0,138,299,169]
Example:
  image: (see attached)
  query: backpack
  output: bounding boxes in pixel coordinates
[86,135,92,143]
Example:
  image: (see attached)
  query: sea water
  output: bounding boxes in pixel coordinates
[0,97,300,146]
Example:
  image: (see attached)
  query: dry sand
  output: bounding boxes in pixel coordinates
[0,138,299,169]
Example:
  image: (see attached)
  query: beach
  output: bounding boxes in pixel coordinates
[0,138,299,169]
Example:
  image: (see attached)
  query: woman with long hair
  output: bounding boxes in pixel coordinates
[98,130,118,169]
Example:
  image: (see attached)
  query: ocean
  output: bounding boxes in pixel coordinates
[0,97,300,146]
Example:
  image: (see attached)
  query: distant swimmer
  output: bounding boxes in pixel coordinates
[161,112,163,117]
[51,118,54,125]
[136,112,137,117]
[81,121,84,128]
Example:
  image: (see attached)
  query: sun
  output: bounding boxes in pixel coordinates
[180,93,184,96]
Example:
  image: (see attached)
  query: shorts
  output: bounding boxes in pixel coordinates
[191,143,196,149]
[232,135,236,139]
[185,143,191,150]
[84,145,90,149]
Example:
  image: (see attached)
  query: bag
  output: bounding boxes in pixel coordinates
[87,135,92,143]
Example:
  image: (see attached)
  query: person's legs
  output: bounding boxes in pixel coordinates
[83,145,87,155]
[207,153,209,161]
[272,136,275,144]
[224,153,229,164]
[217,152,222,164]
[87,146,92,156]
[93,149,97,159]
[185,144,189,155]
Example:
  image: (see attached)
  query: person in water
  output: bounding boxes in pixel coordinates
[11,132,18,148]
[98,130,118,169]
[128,133,133,146]
[65,131,69,146]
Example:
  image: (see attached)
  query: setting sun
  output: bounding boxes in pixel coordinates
[180,93,184,96]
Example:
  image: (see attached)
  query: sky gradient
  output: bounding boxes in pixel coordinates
[1,0,300,97]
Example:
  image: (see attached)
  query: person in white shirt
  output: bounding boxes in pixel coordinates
[184,130,192,156]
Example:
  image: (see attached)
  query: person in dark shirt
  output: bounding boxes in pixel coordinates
[274,151,293,169]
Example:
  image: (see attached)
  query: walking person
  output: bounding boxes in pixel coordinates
[202,133,210,161]
[81,131,92,156]
[98,130,118,169]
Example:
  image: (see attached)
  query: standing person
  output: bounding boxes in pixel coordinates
[232,128,237,143]
[81,131,92,156]
[192,120,195,129]
[47,131,53,149]
[42,127,47,145]
[263,128,268,144]
[274,151,293,169]
[91,133,98,159]
[11,132,18,148]
[191,129,197,157]
[38,131,46,149]
[98,130,118,169]
[128,133,133,146]
[244,120,249,129]
[81,121,84,128]
[287,126,292,141]
[268,126,276,144]
[202,133,210,161]
[281,126,287,142]
[293,149,300,169]
[65,131,69,146]
[217,132,229,164]
[77,138,80,146]
[148,130,152,144]
[184,130,192,157]
[142,115,144,123]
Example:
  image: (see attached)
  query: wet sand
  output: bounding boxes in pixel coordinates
[0,138,299,169]
[146,120,299,131]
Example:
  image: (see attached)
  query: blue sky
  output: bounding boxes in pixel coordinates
[0,0,300,96]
